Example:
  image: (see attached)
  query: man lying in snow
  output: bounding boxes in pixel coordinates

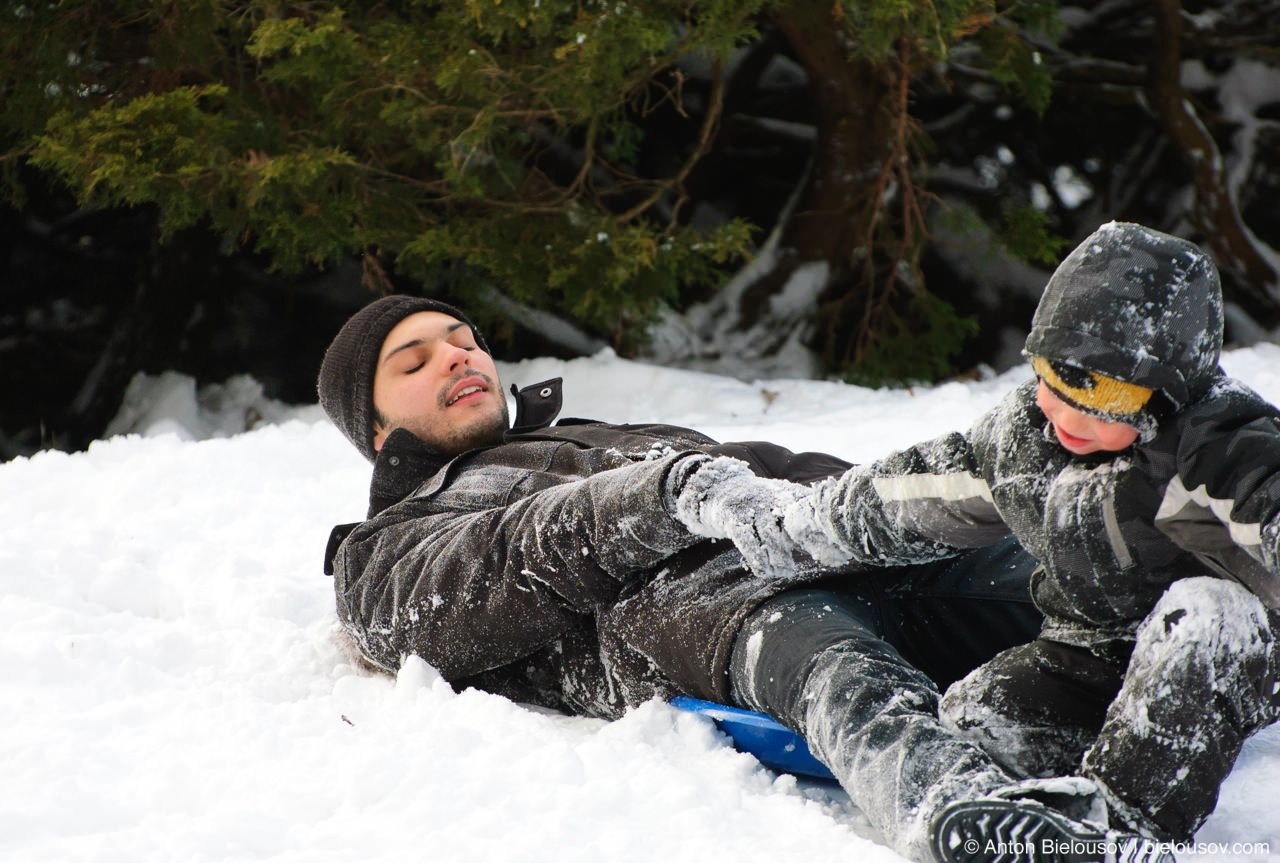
[316,294,1167,863]
[758,222,1280,851]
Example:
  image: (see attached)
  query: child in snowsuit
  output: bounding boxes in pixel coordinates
[776,221,1280,843]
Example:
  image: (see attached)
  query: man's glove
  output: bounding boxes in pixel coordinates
[669,455,810,578]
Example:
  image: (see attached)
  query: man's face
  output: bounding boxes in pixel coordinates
[371,311,509,455]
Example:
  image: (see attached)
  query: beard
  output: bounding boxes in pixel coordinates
[432,401,510,455]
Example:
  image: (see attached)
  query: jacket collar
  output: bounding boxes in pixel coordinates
[367,377,565,516]
[510,377,564,432]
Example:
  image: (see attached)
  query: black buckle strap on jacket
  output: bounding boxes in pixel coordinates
[368,428,451,516]
[510,377,564,433]
[324,522,360,576]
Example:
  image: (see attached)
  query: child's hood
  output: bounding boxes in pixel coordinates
[1023,221,1223,409]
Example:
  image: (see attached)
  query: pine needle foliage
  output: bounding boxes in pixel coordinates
[8,1,766,343]
[2,0,1068,372]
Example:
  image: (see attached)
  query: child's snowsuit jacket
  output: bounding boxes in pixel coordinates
[806,222,1280,649]
[822,374,1280,649]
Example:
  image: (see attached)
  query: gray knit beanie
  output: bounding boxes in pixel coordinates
[317,295,488,462]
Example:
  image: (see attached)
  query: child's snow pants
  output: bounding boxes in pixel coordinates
[938,576,1280,840]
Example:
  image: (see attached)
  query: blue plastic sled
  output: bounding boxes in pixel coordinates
[670,695,836,782]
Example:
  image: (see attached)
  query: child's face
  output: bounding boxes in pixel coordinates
[1035,380,1140,455]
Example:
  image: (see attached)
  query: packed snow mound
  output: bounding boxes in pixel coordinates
[3,345,1278,862]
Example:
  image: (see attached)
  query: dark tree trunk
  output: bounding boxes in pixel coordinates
[753,3,910,372]
[769,6,894,268]
[1148,0,1280,324]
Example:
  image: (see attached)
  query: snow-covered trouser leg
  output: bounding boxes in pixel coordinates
[1082,577,1280,841]
[939,638,1126,780]
[729,588,1015,862]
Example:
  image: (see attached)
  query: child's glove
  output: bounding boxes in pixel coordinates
[670,456,809,579]
[780,481,856,568]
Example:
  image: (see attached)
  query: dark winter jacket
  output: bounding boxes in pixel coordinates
[805,223,1280,647]
[817,376,1280,645]
[324,378,852,719]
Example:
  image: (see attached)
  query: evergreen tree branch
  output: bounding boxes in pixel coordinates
[617,59,725,228]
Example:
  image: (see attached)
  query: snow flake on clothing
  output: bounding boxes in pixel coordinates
[644,442,678,460]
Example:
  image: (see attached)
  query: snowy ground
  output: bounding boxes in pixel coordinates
[4,346,1279,863]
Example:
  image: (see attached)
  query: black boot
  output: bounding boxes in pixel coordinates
[932,794,1174,863]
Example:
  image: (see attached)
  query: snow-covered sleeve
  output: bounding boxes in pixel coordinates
[785,421,1012,568]
[1153,381,1280,607]
[332,454,705,679]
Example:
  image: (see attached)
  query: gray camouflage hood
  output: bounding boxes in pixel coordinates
[1024,221,1223,422]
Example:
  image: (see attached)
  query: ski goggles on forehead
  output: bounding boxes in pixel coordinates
[1030,356,1154,418]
